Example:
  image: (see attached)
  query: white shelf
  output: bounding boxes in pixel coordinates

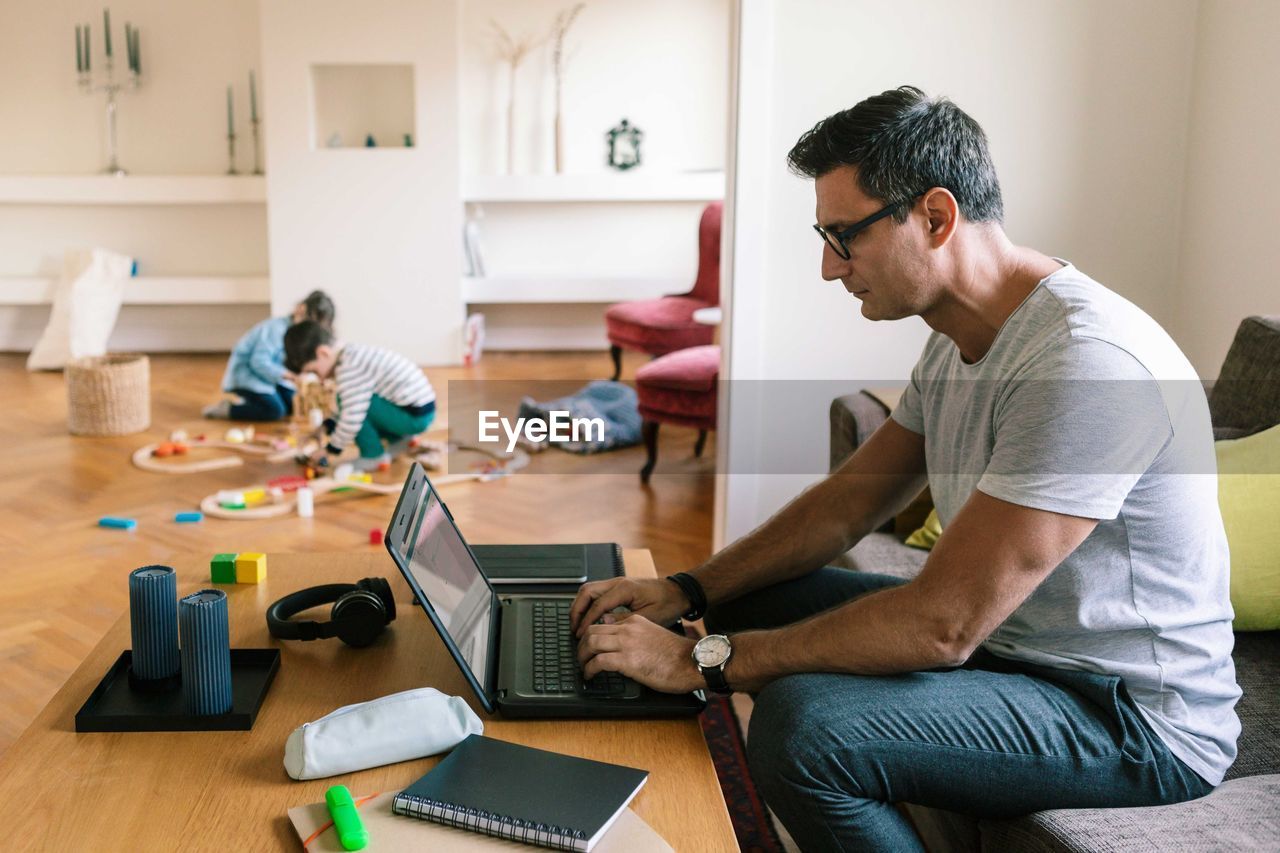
[462,172,724,203]
[462,276,682,304]
[1,276,270,306]
[0,175,267,205]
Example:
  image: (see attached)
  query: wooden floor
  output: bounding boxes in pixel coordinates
[0,351,714,756]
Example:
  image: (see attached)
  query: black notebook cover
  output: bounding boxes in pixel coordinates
[472,543,624,593]
[393,735,649,851]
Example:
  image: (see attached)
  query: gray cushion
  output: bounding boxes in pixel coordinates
[833,531,928,579]
[1208,315,1280,437]
[979,775,1280,853]
[830,391,889,471]
[1226,631,1280,779]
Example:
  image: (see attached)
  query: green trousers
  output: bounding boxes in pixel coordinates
[354,395,434,459]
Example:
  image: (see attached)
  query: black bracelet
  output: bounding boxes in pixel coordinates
[666,572,708,621]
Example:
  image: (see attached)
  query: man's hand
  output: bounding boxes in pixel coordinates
[569,577,689,637]
[577,614,702,693]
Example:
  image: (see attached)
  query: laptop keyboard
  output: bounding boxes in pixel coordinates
[531,601,627,697]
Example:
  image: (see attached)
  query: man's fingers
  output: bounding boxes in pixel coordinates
[582,651,625,681]
[576,587,631,636]
[576,628,621,666]
[569,581,610,630]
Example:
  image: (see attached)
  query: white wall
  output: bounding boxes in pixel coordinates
[459,0,729,176]
[721,0,1201,542]
[1,0,262,175]
[1173,0,1280,376]
[459,0,730,350]
[0,0,268,351]
[260,0,463,365]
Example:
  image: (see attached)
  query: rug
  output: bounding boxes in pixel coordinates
[699,694,785,852]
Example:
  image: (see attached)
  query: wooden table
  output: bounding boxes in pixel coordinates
[0,551,736,851]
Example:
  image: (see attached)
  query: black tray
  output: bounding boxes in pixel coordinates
[75,648,280,732]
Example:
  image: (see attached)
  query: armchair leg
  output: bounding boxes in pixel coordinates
[609,345,622,381]
[694,430,708,458]
[640,420,659,483]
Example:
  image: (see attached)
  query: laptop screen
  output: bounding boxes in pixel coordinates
[404,487,493,683]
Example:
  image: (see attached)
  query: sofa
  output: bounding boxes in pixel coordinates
[828,315,1280,852]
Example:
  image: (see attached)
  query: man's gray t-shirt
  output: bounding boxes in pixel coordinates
[892,262,1240,785]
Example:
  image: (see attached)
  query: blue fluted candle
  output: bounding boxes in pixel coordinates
[249,70,258,122]
[179,589,233,715]
[132,26,140,75]
[103,8,111,59]
[76,25,83,74]
[128,566,180,681]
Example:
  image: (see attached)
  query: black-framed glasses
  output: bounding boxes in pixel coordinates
[813,194,921,260]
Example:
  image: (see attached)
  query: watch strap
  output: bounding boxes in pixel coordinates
[699,662,732,695]
[666,572,707,621]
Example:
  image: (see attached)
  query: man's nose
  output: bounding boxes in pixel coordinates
[821,242,851,281]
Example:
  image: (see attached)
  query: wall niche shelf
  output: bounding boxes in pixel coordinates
[1,276,270,306]
[462,171,725,203]
[311,64,415,150]
[0,175,266,205]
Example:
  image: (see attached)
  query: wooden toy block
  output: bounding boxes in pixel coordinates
[377,460,391,472]
[175,511,203,523]
[99,516,137,531]
[235,552,268,584]
[211,553,238,583]
[243,488,267,505]
[369,528,384,546]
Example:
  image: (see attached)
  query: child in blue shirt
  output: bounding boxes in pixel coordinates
[203,290,335,421]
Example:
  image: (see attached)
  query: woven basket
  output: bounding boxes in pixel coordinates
[66,354,151,436]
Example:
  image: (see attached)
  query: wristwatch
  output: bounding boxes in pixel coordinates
[692,634,734,695]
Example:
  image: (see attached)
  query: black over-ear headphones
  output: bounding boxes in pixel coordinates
[266,577,396,648]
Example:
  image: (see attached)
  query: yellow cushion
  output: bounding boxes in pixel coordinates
[1216,423,1280,631]
[905,508,942,550]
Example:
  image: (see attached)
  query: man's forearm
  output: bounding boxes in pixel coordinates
[687,418,928,612]
[690,475,874,606]
[723,582,966,691]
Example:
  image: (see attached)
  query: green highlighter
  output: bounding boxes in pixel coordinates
[325,785,369,851]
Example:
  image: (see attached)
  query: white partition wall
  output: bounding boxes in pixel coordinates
[259,0,462,365]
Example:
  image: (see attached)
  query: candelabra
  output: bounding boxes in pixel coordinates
[79,58,139,176]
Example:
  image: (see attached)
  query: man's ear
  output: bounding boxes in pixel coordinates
[921,187,959,247]
[316,344,333,362]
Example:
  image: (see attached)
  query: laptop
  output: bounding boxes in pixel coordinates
[384,463,706,718]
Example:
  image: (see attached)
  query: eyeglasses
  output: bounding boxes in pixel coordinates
[813,194,921,260]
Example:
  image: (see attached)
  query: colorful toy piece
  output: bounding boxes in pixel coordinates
[225,427,246,444]
[210,553,238,583]
[243,488,267,506]
[268,475,308,493]
[369,528,384,546]
[175,511,203,523]
[235,552,268,584]
[99,516,137,531]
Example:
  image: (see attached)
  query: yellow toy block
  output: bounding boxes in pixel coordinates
[243,488,267,505]
[235,552,268,584]
[354,473,373,483]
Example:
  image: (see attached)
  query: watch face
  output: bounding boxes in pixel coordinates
[694,634,732,668]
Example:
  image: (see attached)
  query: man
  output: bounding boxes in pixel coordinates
[570,86,1240,850]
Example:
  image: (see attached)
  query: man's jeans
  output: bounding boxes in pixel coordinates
[703,569,1214,852]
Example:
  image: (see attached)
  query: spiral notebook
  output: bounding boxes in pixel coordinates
[288,793,671,851]
[391,735,649,852]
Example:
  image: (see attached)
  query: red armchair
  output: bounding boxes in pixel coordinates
[605,201,723,380]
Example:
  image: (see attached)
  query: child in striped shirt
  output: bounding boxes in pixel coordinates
[283,320,436,471]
